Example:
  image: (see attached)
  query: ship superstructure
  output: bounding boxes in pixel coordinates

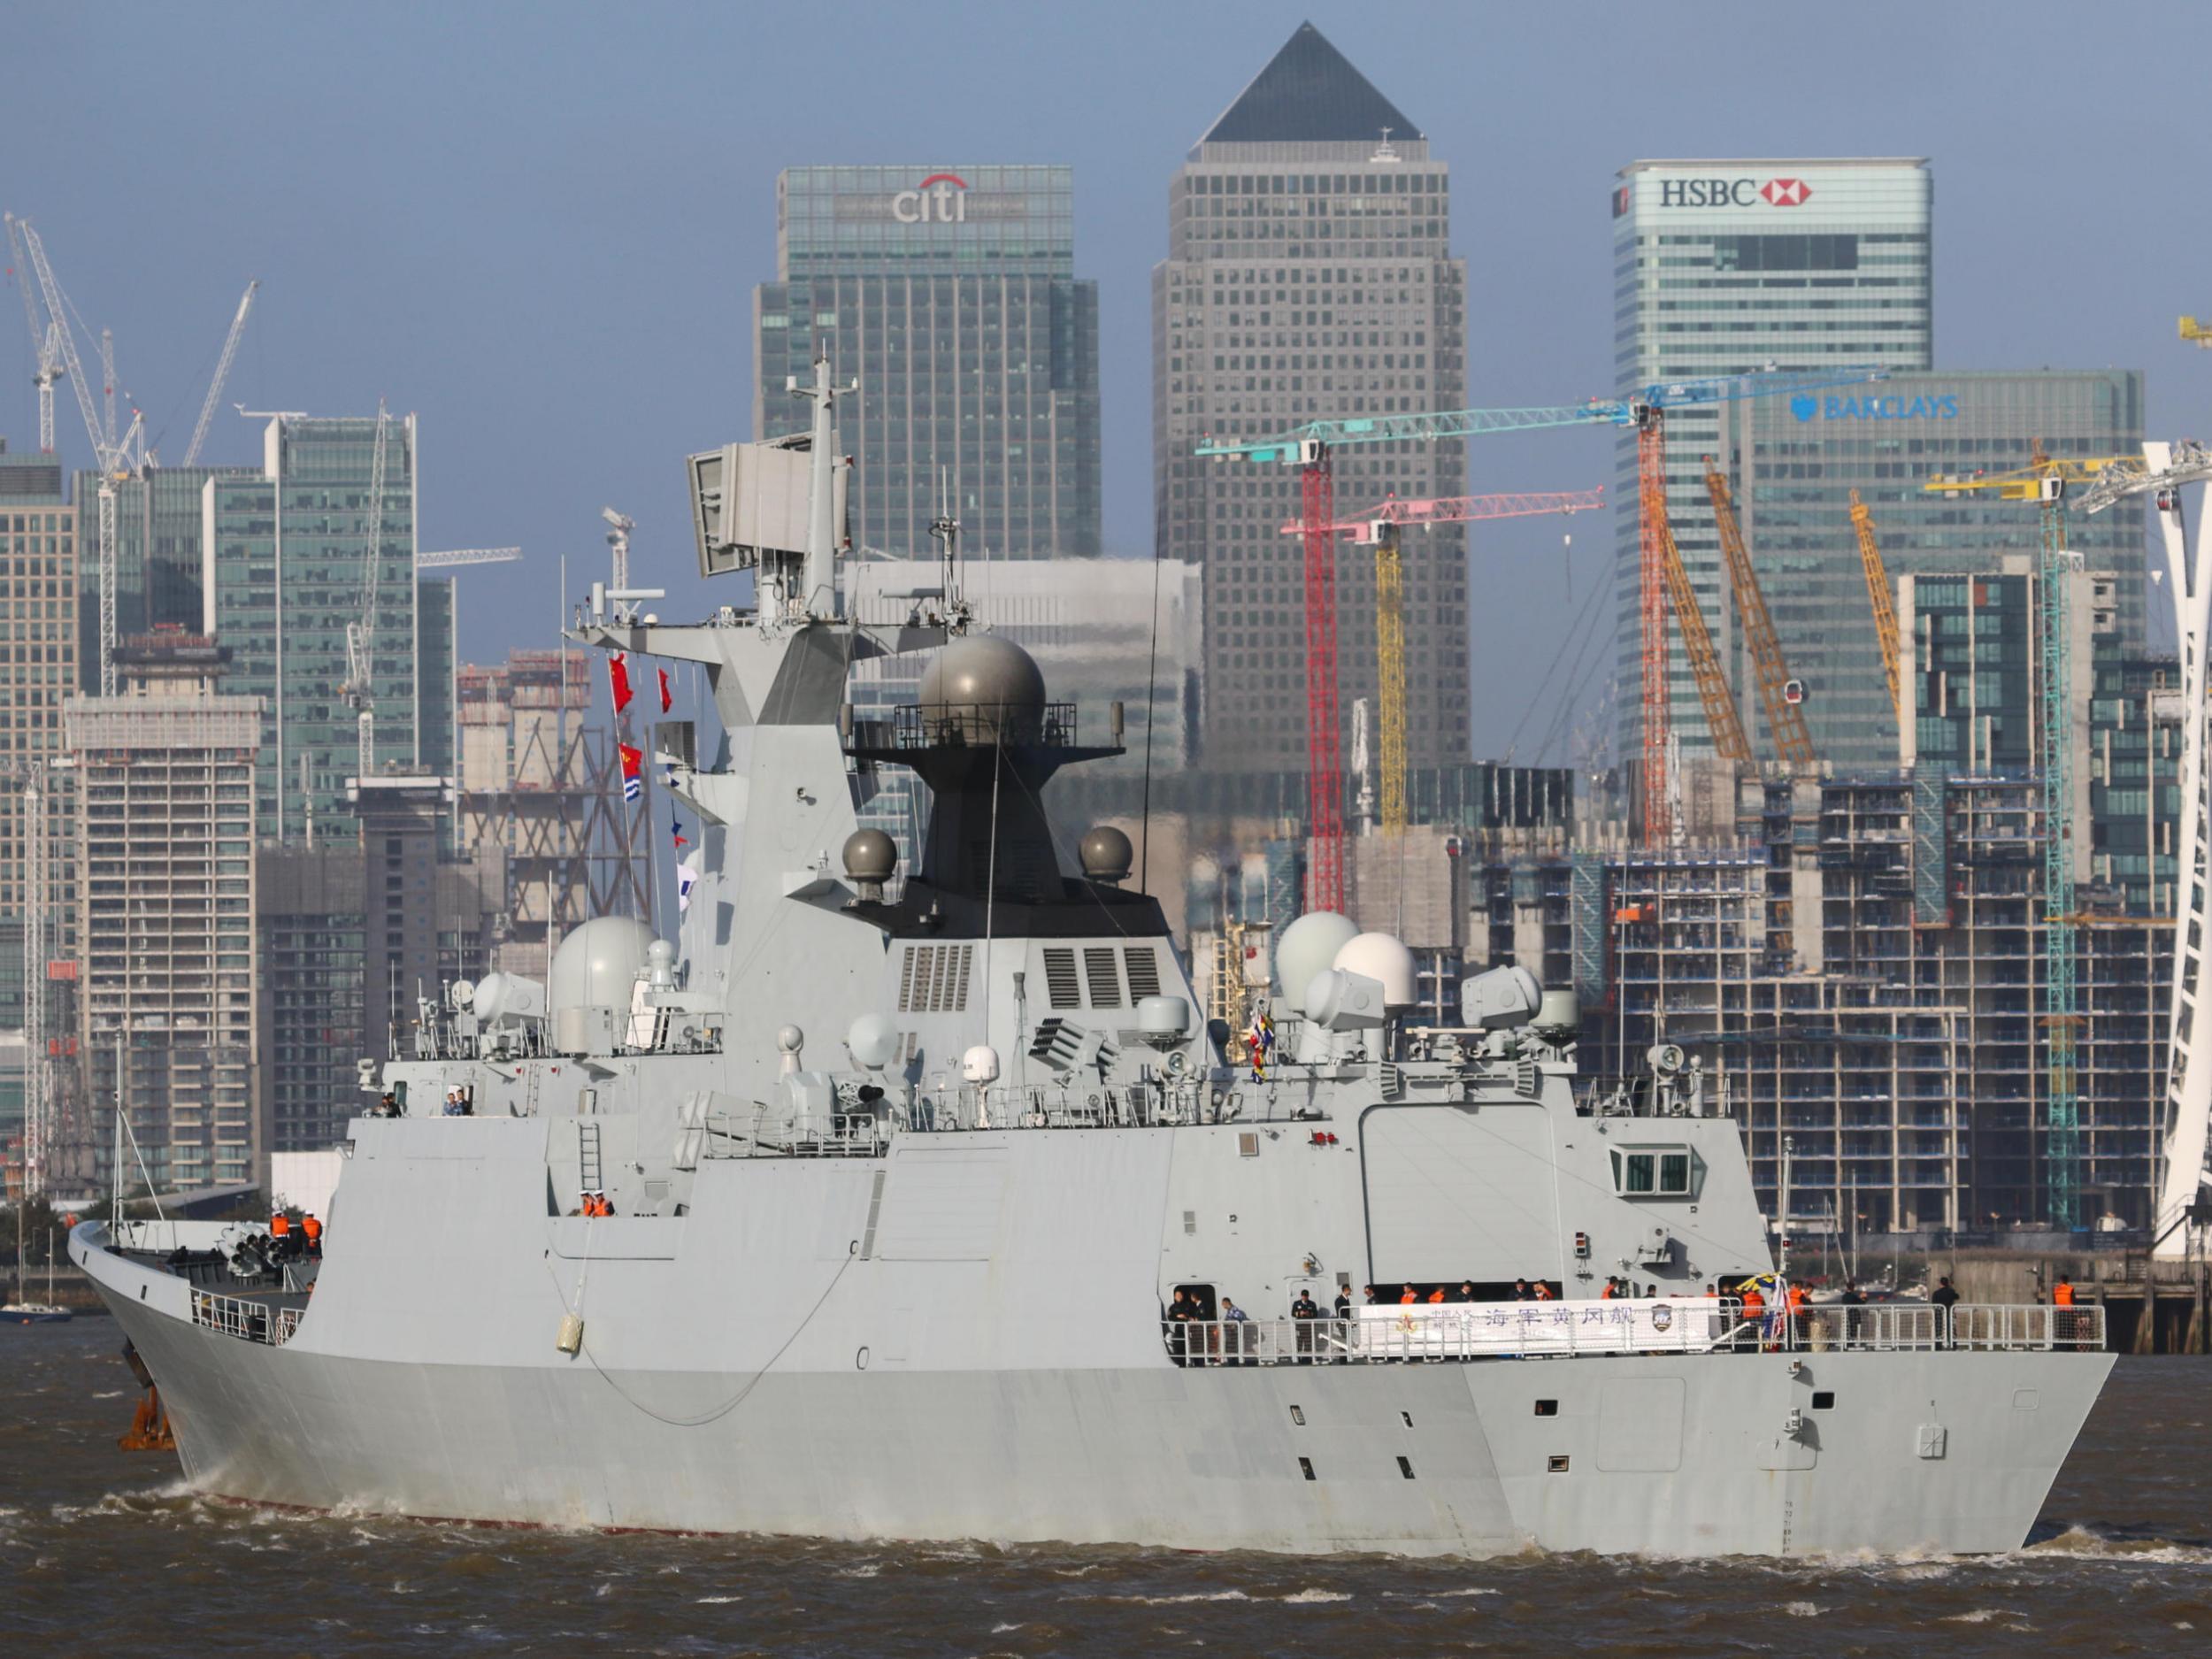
[73,363,2112,1556]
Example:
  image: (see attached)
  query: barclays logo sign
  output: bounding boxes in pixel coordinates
[1792,393,1961,423]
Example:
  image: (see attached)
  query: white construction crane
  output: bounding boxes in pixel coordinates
[2079,441,2212,1256]
[181,280,257,466]
[602,507,634,588]
[342,403,393,784]
[418,546,520,569]
[4,214,65,453]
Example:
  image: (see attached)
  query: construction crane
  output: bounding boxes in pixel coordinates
[1849,489,1904,724]
[341,403,393,784]
[2182,317,2212,348]
[181,280,258,466]
[2078,441,2212,1256]
[1704,457,1813,764]
[419,546,521,570]
[1644,433,1752,773]
[4,215,65,454]
[1921,447,2140,1228]
[1279,488,1605,833]
[1201,366,1885,859]
[603,507,635,588]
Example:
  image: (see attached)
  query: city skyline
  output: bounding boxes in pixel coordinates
[4,1,2201,761]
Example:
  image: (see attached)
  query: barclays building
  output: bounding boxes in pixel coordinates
[1718,369,2147,771]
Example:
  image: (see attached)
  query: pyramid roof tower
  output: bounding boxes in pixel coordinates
[1199,21,1420,146]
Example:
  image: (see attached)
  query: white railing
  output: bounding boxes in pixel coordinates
[190,1288,303,1348]
[1162,1301,2103,1365]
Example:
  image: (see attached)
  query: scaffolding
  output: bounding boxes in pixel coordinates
[456,649,650,970]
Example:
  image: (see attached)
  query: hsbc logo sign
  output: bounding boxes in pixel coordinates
[1654,176,1815,209]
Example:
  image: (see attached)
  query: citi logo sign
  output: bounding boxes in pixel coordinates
[893,173,968,224]
[1656,176,1815,208]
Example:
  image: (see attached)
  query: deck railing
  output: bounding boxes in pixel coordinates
[1163,1302,2104,1367]
[190,1288,303,1348]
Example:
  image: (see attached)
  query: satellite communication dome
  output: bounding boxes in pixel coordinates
[918,634,1046,738]
[1274,911,1358,1012]
[841,829,898,882]
[1079,825,1133,883]
[1333,931,1417,1009]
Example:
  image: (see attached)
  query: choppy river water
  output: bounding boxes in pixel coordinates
[3,1322,2208,1655]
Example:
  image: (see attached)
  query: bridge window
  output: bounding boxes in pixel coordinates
[1610,1145,1699,1198]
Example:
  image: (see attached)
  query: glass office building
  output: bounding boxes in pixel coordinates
[1611,158,1933,765]
[1724,370,2145,769]
[1156,22,1470,775]
[69,464,254,687]
[204,414,440,843]
[754,165,1100,561]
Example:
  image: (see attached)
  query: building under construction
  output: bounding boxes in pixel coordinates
[1455,769,2170,1236]
[456,649,649,975]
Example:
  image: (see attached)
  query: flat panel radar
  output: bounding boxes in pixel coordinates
[688,434,848,580]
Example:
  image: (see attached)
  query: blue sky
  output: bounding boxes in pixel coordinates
[4,1,2202,757]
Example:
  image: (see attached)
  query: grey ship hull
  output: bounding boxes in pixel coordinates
[94,1263,2106,1556]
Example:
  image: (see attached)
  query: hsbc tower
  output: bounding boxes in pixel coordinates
[1609,157,1932,772]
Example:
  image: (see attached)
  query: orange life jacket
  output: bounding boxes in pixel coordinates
[1786,1286,1807,1313]
[302,1217,322,1243]
[1599,1282,1616,1300]
[1533,1282,1555,1301]
[1741,1289,1765,1317]
[2054,1282,2076,1307]
[1400,1289,1418,1305]
[270,1215,290,1237]
[1426,1288,1447,1303]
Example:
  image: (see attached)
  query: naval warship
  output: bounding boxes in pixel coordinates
[74,363,2112,1556]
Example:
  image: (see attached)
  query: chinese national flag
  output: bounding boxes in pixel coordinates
[618,742,642,780]
[658,667,673,714]
[609,651,634,713]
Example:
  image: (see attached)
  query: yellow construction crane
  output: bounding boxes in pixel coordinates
[1705,457,1813,764]
[2183,316,2212,348]
[1643,463,1753,764]
[1849,489,1904,724]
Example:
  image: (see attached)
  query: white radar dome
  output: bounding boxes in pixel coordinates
[549,917,657,1018]
[1274,911,1358,1012]
[847,1012,900,1071]
[961,1044,1002,1085]
[1333,931,1417,1009]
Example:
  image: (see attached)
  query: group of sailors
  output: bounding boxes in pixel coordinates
[577,1192,617,1217]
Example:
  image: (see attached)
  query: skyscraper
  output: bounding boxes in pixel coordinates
[754,165,1100,560]
[65,630,262,1191]
[0,437,78,986]
[1611,159,1934,766]
[204,413,434,843]
[69,463,254,689]
[1155,22,1469,776]
[1724,369,2145,769]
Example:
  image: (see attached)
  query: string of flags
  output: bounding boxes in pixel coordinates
[1245,1002,1276,1081]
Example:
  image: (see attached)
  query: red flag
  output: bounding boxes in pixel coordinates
[618,742,642,780]
[609,651,634,713]
[657,666,673,714]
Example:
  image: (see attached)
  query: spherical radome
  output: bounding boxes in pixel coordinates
[1079,825,1133,882]
[918,634,1046,715]
[548,916,657,1016]
[1333,931,1417,1009]
[842,828,898,881]
[1274,911,1358,1012]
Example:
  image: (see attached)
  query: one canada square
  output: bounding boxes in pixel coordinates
[1155,23,1470,777]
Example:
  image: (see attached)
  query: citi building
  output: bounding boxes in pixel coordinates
[754,165,1101,561]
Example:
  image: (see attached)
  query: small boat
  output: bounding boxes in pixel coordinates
[4,1219,73,1323]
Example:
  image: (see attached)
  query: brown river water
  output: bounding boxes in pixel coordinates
[2,1320,2208,1656]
